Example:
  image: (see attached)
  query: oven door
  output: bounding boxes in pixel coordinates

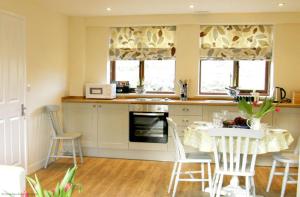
[129,112,168,143]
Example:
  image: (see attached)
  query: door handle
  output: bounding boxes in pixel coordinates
[21,104,26,116]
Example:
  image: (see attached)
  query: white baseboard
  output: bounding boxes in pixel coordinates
[27,159,46,174]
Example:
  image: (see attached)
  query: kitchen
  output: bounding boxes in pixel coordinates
[0,0,300,196]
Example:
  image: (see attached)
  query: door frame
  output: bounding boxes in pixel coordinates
[0,9,27,172]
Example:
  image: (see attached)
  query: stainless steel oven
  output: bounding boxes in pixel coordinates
[129,104,168,143]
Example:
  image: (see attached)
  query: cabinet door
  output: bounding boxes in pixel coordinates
[98,104,129,149]
[63,103,98,148]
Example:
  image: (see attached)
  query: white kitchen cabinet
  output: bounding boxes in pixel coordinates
[63,103,98,148]
[63,103,129,150]
[98,104,129,149]
[169,105,203,116]
[168,105,203,152]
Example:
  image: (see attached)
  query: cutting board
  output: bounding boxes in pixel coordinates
[292,91,300,104]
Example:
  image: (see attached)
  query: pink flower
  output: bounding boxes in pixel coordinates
[275,107,280,112]
[252,101,258,107]
[64,183,72,192]
[22,191,29,197]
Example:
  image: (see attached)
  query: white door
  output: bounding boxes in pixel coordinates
[0,11,26,168]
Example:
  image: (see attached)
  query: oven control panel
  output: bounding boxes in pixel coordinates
[129,104,168,112]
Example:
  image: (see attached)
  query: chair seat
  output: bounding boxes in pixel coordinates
[273,152,299,164]
[55,132,82,139]
[184,152,212,162]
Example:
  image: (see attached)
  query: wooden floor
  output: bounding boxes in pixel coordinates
[27,157,297,197]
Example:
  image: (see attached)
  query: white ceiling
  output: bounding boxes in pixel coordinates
[38,0,300,16]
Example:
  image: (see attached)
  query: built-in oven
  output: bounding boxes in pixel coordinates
[129,104,168,143]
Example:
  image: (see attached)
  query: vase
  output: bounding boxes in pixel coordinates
[246,117,261,130]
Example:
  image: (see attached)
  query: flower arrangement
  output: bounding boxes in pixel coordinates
[25,166,81,197]
[238,98,280,119]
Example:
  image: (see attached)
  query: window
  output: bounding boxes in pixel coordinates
[111,60,176,93]
[199,60,270,95]
[114,60,139,88]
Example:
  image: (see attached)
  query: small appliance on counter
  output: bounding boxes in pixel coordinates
[178,80,188,101]
[85,83,116,99]
[273,86,286,103]
[116,81,130,93]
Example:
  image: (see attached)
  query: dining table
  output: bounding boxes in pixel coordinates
[183,121,294,197]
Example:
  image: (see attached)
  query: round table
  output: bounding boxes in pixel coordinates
[183,122,294,154]
[183,121,294,197]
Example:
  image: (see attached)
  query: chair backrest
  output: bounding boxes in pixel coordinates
[167,118,186,161]
[293,136,300,155]
[45,105,63,137]
[208,128,264,174]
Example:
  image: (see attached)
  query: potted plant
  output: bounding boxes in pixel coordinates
[24,166,81,197]
[238,98,280,130]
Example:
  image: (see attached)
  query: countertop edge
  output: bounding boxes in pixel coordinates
[61,96,300,108]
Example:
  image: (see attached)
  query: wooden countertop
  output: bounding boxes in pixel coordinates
[62,96,300,108]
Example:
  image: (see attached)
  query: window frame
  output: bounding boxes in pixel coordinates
[110,60,175,94]
[199,60,271,95]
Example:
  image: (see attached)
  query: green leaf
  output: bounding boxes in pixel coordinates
[34,174,44,197]
[59,166,77,192]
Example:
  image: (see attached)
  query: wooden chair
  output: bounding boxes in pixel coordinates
[44,105,83,168]
[208,128,264,197]
[167,118,212,197]
[266,136,299,197]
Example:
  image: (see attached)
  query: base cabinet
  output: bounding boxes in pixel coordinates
[63,103,98,148]
[98,104,129,149]
[63,102,300,165]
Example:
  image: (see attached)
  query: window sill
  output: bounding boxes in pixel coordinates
[117,93,178,99]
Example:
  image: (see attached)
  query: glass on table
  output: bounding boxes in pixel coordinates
[212,112,223,128]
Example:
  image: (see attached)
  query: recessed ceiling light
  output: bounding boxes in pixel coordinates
[189,4,195,9]
[278,3,285,7]
[106,7,112,11]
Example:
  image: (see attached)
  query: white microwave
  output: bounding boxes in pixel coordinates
[85,83,116,99]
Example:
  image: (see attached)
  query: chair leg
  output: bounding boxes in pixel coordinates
[266,160,277,192]
[251,176,256,197]
[54,139,60,160]
[212,173,220,197]
[168,161,178,194]
[71,139,77,166]
[172,162,182,197]
[207,162,212,197]
[281,163,290,197]
[216,174,224,197]
[77,139,83,163]
[245,176,250,197]
[201,163,205,191]
[44,139,54,168]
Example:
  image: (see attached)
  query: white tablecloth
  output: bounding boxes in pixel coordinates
[183,122,294,154]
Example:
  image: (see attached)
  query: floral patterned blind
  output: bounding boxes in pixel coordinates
[109,26,176,60]
[199,25,273,60]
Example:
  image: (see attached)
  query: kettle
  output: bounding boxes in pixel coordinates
[273,87,286,103]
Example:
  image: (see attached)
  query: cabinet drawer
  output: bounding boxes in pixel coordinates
[170,115,202,127]
[169,105,202,116]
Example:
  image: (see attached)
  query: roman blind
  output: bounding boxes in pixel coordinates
[109,26,176,60]
[199,25,273,60]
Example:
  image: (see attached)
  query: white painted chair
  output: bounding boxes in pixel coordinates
[44,105,83,168]
[208,128,264,197]
[167,118,212,197]
[266,136,299,197]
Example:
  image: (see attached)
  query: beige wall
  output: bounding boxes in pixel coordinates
[69,13,300,98]
[0,0,69,173]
